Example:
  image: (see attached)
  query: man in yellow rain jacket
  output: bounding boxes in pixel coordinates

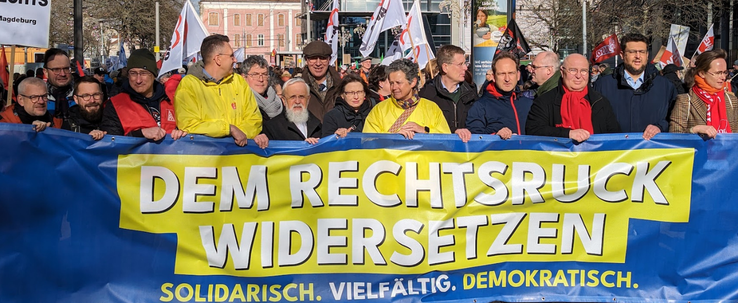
[175,34,265,147]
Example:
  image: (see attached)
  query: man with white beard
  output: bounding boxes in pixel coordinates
[261,78,322,144]
[62,76,107,140]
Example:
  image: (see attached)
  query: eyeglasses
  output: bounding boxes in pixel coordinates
[529,64,552,70]
[20,94,48,103]
[624,50,647,55]
[128,71,152,78]
[76,92,104,101]
[307,56,329,62]
[447,61,466,68]
[562,67,589,76]
[219,53,235,59]
[46,67,72,75]
[707,70,729,78]
[247,73,269,79]
[343,90,365,97]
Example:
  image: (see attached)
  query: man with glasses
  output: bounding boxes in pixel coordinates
[261,78,322,144]
[299,41,341,122]
[241,55,283,121]
[526,54,620,142]
[101,49,187,141]
[0,77,61,131]
[593,33,677,139]
[529,51,560,98]
[467,51,533,139]
[62,76,106,140]
[42,48,75,120]
[176,34,263,147]
[419,45,477,142]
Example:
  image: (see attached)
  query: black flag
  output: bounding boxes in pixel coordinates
[495,18,531,59]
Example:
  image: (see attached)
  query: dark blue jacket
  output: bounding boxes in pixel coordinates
[466,83,533,135]
[592,64,676,132]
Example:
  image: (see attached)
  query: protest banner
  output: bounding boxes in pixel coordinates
[1,124,738,302]
[0,0,51,48]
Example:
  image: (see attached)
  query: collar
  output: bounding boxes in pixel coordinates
[441,78,460,93]
[202,69,221,84]
[624,70,645,90]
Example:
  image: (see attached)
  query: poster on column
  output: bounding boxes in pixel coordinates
[472,0,507,91]
[0,0,51,47]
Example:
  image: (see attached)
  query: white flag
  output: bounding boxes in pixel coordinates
[233,47,245,63]
[159,1,209,77]
[399,0,434,69]
[695,24,715,56]
[359,0,406,57]
[658,35,683,68]
[325,0,340,65]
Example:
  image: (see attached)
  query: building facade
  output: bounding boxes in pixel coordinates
[200,0,303,67]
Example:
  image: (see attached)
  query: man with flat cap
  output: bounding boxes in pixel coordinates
[359,56,372,83]
[299,40,342,122]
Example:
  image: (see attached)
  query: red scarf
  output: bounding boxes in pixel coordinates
[558,86,594,133]
[693,76,732,133]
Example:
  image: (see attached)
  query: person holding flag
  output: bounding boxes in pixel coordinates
[670,49,738,138]
[593,33,677,140]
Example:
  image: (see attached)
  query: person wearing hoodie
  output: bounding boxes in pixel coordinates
[593,33,677,140]
[466,51,533,139]
[175,34,265,148]
[322,73,374,137]
[100,49,187,141]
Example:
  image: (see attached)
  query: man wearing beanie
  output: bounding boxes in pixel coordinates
[100,49,188,140]
[300,40,342,122]
[175,34,265,147]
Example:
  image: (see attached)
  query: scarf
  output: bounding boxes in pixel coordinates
[693,76,731,133]
[253,86,283,119]
[388,93,421,133]
[559,86,594,133]
[47,82,74,119]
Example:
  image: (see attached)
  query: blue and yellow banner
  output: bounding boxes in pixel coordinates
[0,123,737,302]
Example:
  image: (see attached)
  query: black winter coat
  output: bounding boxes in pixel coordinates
[526,84,621,137]
[321,97,373,137]
[263,111,322,141]
[418,75,478,133]
[62,105,102,134]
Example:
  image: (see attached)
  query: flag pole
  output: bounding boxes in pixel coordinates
[6,45,16,108]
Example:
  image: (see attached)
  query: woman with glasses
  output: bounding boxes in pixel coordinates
[670,49,738,138]
[322,74,374,138]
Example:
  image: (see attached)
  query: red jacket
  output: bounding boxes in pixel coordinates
[0,104,62,128]
[109,93,176,135]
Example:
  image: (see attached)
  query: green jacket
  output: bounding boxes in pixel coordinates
[535,70,561,98]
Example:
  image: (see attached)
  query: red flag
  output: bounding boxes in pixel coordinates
[76,60,86,76]
[0,46,8,90]
[591,34,621,63]
[696,24,715,55]
[658,36,683,68]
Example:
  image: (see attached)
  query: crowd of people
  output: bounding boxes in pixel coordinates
[1,32,735,148]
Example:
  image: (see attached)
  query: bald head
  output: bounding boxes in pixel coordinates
[530,51,560,85]
[560,54,590,92]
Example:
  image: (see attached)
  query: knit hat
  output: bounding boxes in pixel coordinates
[127,49,159,76]
[302,41,332,58]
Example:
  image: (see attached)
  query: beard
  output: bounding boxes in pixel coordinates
[285,105,309,124]
[80,104,103,123]
[624,63,646,76]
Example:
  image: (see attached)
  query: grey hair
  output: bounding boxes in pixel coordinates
[18,77,47,95]
[387,59,419,87]
[282,77,310,97]
[242,55,269,75]
[539,51,560,69]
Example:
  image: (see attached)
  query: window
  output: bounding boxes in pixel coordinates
[235,34,241,47]
[278,14,285,27]
[278,34,285,47]
[234,14,240,26]
[246,34,252,47]
[246,14,252,26]
[208,12,218,26]
[296,18,301,26]
[295,34,301,47]
[258,14,264,26]
[257,34,264,46]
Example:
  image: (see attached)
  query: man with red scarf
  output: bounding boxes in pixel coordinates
[526,54,621,142]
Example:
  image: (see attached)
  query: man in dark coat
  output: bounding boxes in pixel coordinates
[593,33,677,139]
[262,78,322,143]
[299,41,341,122]
[661,64,686,94]
[419,45,476,141]
[62,76,106,140]
[526,54,621,142]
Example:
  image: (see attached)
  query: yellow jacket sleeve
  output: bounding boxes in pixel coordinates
[363,105,384,133]
[174,76,231,137]
[237,86,263,139]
